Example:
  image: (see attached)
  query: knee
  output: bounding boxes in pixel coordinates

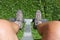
[37,21,60,35]
[49,21,60,27]
[0,19,15,34]
[0,19,11,27]
[0,19,13,32]
[0,19,19,33]
[0,19,10,34]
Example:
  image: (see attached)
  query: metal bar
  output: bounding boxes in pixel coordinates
[21,19,34,40]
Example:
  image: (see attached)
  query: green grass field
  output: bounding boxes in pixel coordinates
[0,0,60,40]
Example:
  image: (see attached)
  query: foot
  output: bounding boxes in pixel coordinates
[33,10,42,29]
[35,10,42,25]
[15,10,23,29]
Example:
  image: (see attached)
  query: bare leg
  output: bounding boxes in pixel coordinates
[0,19,19,40]
[37,21,60,40]
[34,10,60,40]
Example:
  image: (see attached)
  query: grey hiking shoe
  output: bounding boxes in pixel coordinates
[33,10,48,29]
[35,10,42,25]
[15,10,23,29]
[33,10,42,29]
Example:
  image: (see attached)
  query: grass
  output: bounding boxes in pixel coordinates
[17,30,24,40]
[32,28,42,39]
[0,0,40,19]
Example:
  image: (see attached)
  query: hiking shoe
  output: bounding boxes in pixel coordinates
[15,10,23,29]
[33,10,42,29]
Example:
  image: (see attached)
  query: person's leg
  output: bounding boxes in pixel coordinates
[37,21,60,40]
[0,19,19,40]
[10,22,19,33]
[34,10,60,40]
